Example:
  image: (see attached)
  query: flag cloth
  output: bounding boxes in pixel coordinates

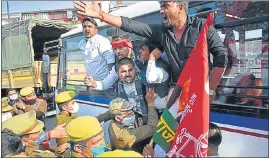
[152,108,178,152]
[166,13,214,157]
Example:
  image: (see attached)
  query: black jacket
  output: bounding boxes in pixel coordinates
[121,16,228,83]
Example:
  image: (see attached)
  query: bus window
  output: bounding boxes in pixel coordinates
[213,19,268,118]
[61,35,87,92]
[98,26,117,39]
[189,1,268,24]
[66,34,83,50]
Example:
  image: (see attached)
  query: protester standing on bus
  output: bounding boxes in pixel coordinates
[97,88,158,154]
[139,39,170,98]
[79,17,115,82]
[54,91,78,157]
[85,36,168,111]
[74,1,228,102]
[97,58,152,124]
[84,34,136,90]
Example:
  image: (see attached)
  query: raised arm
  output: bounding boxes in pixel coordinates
[74,1,162,40]
[207,26,228,101]
[146,48,169,83]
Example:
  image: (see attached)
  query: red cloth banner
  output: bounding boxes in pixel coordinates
[166,13,214,157]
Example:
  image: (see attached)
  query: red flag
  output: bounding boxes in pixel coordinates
[166,13,214,157]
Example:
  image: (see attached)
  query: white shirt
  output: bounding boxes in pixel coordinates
[146,60,169,84]
[94,65,119,91]
[79,34,115,81]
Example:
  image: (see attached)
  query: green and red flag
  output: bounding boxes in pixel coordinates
[152,108,178,152]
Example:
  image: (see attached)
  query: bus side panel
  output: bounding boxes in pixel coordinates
[219,130,268,157]
[74,101,111,145]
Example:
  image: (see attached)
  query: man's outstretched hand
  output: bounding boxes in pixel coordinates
[74,1,102,19]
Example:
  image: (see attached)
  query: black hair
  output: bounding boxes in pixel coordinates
[118,57,135,68]
[112,34,131,41]
[82,17,98,27]
[1,128,25,157]
[208,122,222,147]
[141,39,164,53]
[196,7,214,19]
[6,88,18,96]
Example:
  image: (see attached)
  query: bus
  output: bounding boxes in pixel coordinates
[46,1,268,157]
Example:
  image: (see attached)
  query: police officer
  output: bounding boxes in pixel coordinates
[2,111,56,157]
[97,87,158,153]
[19,87,47,120]
[97,150,143,157]
[55,91,79,157]
[2,97,14,122]
[65,116,108,157]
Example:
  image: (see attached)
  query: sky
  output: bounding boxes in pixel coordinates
[1,1,137,13]
[2,1,74,13]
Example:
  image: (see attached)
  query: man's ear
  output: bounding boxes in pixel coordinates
[21,137,28,146]
[62,104,67,111]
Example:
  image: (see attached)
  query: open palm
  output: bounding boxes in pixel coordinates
[74,1,102,18]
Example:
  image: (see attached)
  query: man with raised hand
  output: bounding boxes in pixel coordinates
[74,1,228,102]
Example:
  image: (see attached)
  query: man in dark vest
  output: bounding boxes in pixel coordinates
[86,36,168,110]
[97,58,159,153]
[74,1,228,103]
[97,57,150,124]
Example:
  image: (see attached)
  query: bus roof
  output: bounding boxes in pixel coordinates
[60,1,160,38]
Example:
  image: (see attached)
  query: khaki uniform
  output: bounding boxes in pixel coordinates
[55,112,76,157]
[65,116,104,157]
[19,87,48,115]
[56,112,76,145]
[97,98,158,153]
[109,107,158,150]
[2,111,56,157]
[25,98,47,113]
[97,150,143,157]
[54,91,77,157]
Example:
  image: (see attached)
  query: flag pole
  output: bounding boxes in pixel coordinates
[7,1,10,24]
[166,86,182,109]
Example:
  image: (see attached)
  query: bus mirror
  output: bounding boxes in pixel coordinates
[42,54,51,74]
[59,39,63,48]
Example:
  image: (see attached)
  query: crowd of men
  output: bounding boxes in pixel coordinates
[2,1,226,157]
